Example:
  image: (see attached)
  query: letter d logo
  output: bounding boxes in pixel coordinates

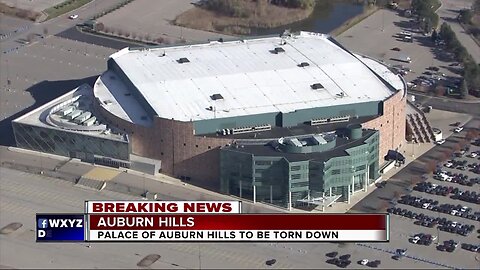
[38,230,46,238]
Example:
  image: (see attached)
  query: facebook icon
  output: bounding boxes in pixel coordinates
[38,219,48,229]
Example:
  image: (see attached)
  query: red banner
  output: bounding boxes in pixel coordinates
[89,214,387,230]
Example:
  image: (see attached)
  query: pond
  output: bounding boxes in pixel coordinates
[249,0,366,36]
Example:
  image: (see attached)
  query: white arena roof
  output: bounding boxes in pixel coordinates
[98,32,399,123]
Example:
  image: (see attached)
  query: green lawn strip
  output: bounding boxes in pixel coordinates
[44,0,92,20]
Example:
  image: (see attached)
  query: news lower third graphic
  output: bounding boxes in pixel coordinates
[36,214,86,242]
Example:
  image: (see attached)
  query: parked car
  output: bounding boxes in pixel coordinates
[436,139,446,145]
[68,14,79,19]
[454,127,464,133]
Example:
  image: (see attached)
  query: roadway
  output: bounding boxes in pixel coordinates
[0,0,125,53]
[438,0,480,63]
[413,93,480,116]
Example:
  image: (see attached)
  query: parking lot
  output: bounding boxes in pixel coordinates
[383,126,480,268]
[0,35,115,145]
[0,14,33,38]
[336,8,464,96]
[96,0,231,43]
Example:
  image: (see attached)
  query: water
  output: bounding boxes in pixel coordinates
[249,0,365,36]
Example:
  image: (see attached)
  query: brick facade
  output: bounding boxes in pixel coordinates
[363,90,406,161]
[95,88,405,190]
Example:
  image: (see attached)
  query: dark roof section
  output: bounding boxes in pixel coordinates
[223,129,377,162]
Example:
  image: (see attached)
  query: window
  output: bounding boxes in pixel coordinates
[331,169,341,175]
[291,174,302,180]
[356,165,366,171]
[161,152,164,156]
[291,165,301,171]
[291,182,308,188]
[255,161,272,166]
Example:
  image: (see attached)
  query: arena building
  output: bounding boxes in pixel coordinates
[13,31,409,208]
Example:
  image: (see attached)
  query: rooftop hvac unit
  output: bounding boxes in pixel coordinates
[74,112,92,124]
[232,127,255,134]
[273,47,285,54]
[309,118,328,126]
[330,115,350,122]
[177,57,190,63]
[83,116,97,126]
[232,124,271,134]
[253,124,271,132]
[67,110,82,120]
[59,106,75,116]
[311,83,324,90]
[298,62,310,67]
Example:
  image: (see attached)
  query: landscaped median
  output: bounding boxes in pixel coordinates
[43,0,92,21]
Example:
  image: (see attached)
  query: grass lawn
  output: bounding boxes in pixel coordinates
[43,0,92,20]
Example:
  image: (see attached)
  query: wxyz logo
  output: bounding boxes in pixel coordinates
[40,219,83,228]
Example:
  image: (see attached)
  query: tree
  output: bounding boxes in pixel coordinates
[431,29,438,41]
[459,9,473,24]
[94,22,104,32]
[460,79,469,99]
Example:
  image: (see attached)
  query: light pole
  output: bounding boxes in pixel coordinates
[382,9,385,32]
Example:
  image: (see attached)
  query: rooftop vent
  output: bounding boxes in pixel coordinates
[210,94,224,100]
[311,83,324,90]
[177,57,190,63]
[298,62,310,67]
[273,47,285,54]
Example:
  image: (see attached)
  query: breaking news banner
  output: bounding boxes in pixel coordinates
[36,214,85,242]
[85,200,242,214]
[86,214,389,242]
